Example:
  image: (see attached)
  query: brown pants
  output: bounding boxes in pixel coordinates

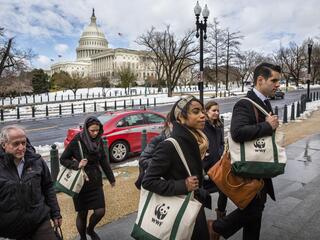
[17,219,57,240]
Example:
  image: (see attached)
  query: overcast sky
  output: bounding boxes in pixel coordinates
[1,0,320,69]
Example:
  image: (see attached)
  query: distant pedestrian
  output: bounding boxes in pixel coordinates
[203,101,228,218]
[60,116,115,240]
[0,125,62,240]
[142,95,211,240]
[208,62,281,240]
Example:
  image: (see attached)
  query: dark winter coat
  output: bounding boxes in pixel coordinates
[60,133,115,193]
[142,121,211,239]
[135,132,168,189]
[202,120,224,192]
[230,90,275,200]
[0,146,61,239]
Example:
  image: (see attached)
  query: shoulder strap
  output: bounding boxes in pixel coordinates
[241,97,270,117]
[77,141,84,159]
[165,138,191,176]
[253,105,259,123]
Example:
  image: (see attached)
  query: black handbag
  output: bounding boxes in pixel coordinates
[54,226,63,240]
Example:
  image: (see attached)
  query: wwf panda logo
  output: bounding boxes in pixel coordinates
[66,170,73,179]
[254,138,265,149]
[154,203,170,220]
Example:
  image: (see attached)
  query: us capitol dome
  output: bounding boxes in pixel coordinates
[76,9,108,62]
[51,9,155,85]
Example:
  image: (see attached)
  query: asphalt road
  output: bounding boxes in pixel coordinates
[0,88,317,147]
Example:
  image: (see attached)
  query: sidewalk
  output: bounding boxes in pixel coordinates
[74,133,320,240]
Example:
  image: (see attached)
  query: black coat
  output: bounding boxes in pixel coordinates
[135,132,167,189]
[142,122,210,240]
[0,148,61,238]
[202,120,224,192]
[60,133,115,192]
[230,90,275,200]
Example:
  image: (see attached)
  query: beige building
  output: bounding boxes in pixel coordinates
[51,9,156,85]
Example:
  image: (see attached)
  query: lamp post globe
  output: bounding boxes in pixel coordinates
[194,1,209,104]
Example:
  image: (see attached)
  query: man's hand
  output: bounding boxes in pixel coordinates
[53,218,62,227]
[110,182,115,187]
[185,176,199,192]
[266,112,279,130]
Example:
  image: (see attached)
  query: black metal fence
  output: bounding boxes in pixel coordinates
[1,91,319,122]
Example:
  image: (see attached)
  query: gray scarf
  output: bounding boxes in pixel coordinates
[79,116,103,154]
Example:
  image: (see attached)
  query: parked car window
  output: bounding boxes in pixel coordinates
[98,115,113,125]
[144,113,165,124]
[118,114,144,127]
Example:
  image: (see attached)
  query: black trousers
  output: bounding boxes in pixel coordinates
[17,219,56,240]
[192,206,209,240]
[213,189,267,240]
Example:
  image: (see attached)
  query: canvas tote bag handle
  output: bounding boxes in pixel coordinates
[165,138,192,176]
[242,97,271,117]
[77,141,84,159]
[77,140,88,180]
[166,138,196,200]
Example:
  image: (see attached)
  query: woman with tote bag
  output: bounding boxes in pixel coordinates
[60,116,115,240]
[141,95,211,240]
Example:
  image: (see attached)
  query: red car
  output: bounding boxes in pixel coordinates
[64,109,166,162]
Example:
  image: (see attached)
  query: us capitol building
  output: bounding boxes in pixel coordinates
[51,9,155,85]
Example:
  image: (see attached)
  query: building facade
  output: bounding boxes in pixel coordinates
[51,9,156,85]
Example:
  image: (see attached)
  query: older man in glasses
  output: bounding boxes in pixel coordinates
[0,125,62,240]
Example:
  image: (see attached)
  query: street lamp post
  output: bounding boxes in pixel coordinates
[194,1,209,104]
[307,38,313,101]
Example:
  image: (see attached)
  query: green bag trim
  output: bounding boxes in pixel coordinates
[240,142,245,162]
[70,169,82,192]
[169,192,192,240]
[131,224,161,240]
[137,191,153,227]
[54,181,77,197]
[232,161,286,178]
[57,167,68,182]
[272,133,279,163]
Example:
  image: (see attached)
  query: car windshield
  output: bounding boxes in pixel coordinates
[98,115,113,124]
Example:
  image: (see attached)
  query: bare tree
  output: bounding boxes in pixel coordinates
[116,66,137,94]
[206,18,226,95]
[235,50,263,91]
[0,27,34,79]
[223,29,243,90]
[310,43,320,84]
[53,71,88,97]
[98,76,111,97]
[136,26,198,97]
[141,52,166,89]
[0,72,32,98]
[276,42,305,86]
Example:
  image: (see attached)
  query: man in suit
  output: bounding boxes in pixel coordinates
[208,62,281,240]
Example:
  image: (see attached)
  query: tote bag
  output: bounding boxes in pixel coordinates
[207,149,264,209]
[229,98,287,178]
[54,141,87,197]
[131,138,202,240]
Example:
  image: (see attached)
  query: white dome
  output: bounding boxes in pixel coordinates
[76,9,108,62]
